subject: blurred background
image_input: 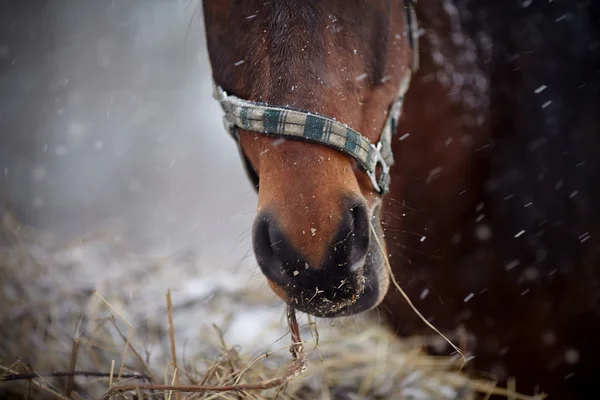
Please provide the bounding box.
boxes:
[5,1,597,399]
[0,0,292,370]
[1,0,257,258]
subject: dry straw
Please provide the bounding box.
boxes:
[0,214,546,399]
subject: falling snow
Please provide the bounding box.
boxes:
[420,1,491,124]
[1,2,598,398]
[564,349,580,365]
[355,72,368,82]
[505,259,520,271]
[475,225,492,241]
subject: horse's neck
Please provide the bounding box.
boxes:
[415,0,490,123]
[381,0,497,339]
[389,0,490,236]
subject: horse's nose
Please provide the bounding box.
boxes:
[252,198,371,288]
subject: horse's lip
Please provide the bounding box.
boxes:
[262,213,386,318]
[289,250,382,318]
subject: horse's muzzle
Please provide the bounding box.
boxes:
[252,197,385,317]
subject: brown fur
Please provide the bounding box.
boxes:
[204,0,410,267]
[203,0,600,398]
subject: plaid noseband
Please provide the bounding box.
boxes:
[212,0,418,195]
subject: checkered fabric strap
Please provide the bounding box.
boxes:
[213,73,411,194]
[212,0,418,195]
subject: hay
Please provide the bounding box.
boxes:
[0,214,544,399]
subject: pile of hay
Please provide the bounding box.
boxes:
[0,214,541,399]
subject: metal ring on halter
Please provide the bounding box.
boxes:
[367,142,391,195]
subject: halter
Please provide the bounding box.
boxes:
[212,1,419,195]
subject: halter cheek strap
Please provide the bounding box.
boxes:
[212,0,418,195]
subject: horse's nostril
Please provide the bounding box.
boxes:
[350,202,371,264]
[253,216,277,267]
[332,200,371,272]
[254,198,371,288]
[351,202,370,239]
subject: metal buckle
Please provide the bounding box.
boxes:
[213,84,226,101]
[214,85,238,140]
[367,142,391,194]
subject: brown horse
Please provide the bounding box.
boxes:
[203,0,600,398]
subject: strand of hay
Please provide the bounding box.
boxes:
[370,223,468,364]
[99,305,307,399]
[369,223,546,400]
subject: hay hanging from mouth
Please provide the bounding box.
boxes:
[0,214,545,400]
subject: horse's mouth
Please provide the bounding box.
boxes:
[264,216,389,318]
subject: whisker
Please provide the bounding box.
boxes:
[381,211,405,222]
[383,227,428,238]
[383,196,418,212]
[387,241,442,260]
[228,227,253,254]
[231,247,256,271]
[388,248,414,264]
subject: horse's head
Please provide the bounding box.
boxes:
[203,0,415,317]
